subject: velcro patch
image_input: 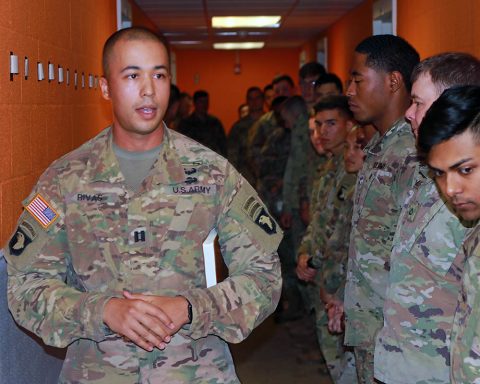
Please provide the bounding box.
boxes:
[165,184,216,196]
[242,196,277,235]
[8,220,37,256]
[24,194,58,229]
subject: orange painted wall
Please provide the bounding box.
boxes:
[322,0,373,85]
[0,0,118,245]
[175,48,301,131]
[397,0,480,58]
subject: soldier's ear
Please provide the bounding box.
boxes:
[346,120,354,131]
[99,77,111,100]
[389,71,403,93]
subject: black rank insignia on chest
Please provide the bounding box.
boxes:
[129,227,147,245]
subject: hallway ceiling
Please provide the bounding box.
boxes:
[134,0,363,49]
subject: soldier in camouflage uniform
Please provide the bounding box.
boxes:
[417,86,480,384]
[295,96,356,383]
[227,86,264,185]
[343,35,420,383]
[5,27,282,384]
[374,53,480,384]
[320,125,374,384]
[324,125,375,335]
[246,95,287,190]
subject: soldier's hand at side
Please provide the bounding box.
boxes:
[123,292,190,334]
[103,297,176,352]
[326,300,344,334]
[296,253,316,282]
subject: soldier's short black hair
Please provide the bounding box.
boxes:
[193,90,209,102]
[246,86,263,97]
[314,73,343,93]
[281,95,308,117]
[355,34,419,91]
[271,96,288,110]
[264,84,273,92]
[299,61,326,79]
[411,52,480,94]
[272,75,295,88]
[313,95,353,120]
[418,85,480,154]
[102,26,169,78]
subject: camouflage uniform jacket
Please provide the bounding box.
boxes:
[320,176,356,298]
[282,114,317,213]
[177,113,227,156]
[6,127,282,383]
[227,115,257,185]
[450,224,480,384]
[297,153,354,265]
[375,166,468,384]
[256,125,291,217]
[344,119,419,347]
[247,111,278,186]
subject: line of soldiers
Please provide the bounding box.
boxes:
[294,35,480,384]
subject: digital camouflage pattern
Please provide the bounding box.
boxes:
[310,165,358,384]
[320,180,355,299]
[256,124,291,217]
[227,115,258,185]
[177,113,227,156]
[6,127,282,383]
[344,119,419,349]
[297,153,353,267]
[282,114,319,215]
[247,111,279,189]
[375,166,469,384]
[450,224,480,384]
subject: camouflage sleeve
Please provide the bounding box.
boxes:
[322,196,354,299]
[393,151,420,207]
[181,163,283,343]
[282,121,309,212]
[5,168,114,348]
[227,123,242,169]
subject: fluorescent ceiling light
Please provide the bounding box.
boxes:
[216,31,238,36]
[170,41,203,45]
[213,42,265,50]
[212,16,281,28]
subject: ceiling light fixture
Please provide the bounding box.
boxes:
[213,42,265,50]
[170,41,203,45]
[212,16,281,28]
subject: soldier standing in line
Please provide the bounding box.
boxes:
[374,53,480,384]
[177,89,227,156]
[295,96,356,382]
[227,86,265,185]
[417,85,480,384]
[321,124,374,383]
[5,27,282,383]
[343,34,420,383]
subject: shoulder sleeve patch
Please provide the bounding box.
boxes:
[4,210,51,271]
[24,193,59,229]
[229,181,283,253]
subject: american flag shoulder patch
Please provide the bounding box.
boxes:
[24,194,59,229]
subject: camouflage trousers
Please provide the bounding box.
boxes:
[353,345,376,384]
[58,334,240,384]
[315,311,358,384]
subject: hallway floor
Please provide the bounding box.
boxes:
[230,314,333,384]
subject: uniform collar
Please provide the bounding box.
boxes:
[365,119,411,157]
[88,126,186,185]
